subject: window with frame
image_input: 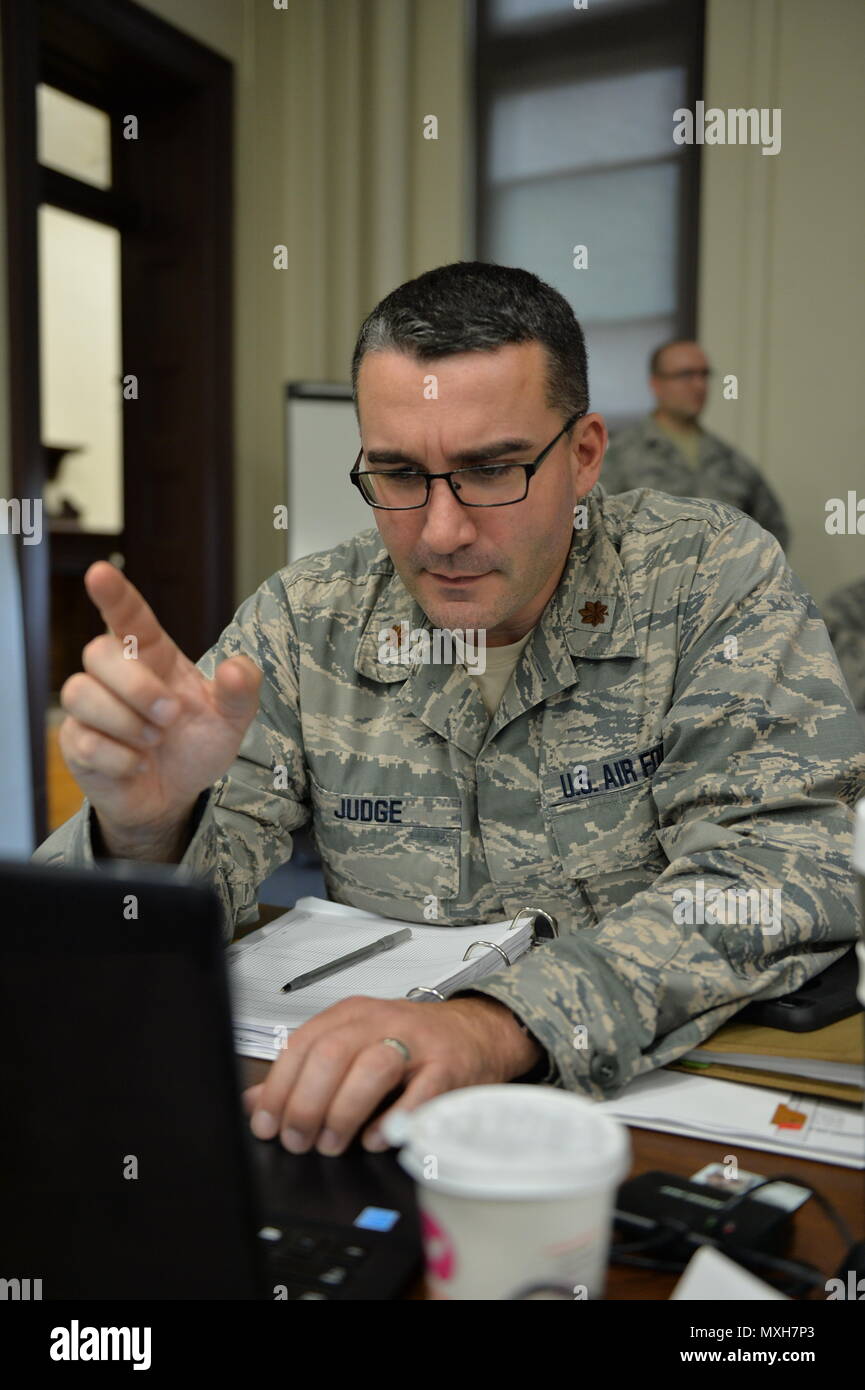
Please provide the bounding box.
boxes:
[475,0,705,427]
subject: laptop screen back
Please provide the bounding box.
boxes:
[0,861,266,1299]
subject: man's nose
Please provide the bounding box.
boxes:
[419,473,480,550]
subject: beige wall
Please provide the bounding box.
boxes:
[698,0,865,605]
[139,0,470,607]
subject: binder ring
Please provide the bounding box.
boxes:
[404,909,558,1001]
[508,906,559,941]
[462,940,512,966]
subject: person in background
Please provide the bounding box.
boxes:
[822,578,865,724]
[602,340,789,549]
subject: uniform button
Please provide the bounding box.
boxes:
[589,1053,619,1084]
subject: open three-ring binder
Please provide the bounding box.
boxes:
[404,906,559,1000]
[227,896,559,1061]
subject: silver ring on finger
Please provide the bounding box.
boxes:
[380,1037,411,1065]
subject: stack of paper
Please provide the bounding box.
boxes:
[671,1013,864,1104]
[226,896,534,1061]
[595,1070,864,1168]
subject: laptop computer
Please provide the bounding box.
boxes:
[0,860,423,1300]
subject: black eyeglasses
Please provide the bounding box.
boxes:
[350,411,585,510]
[654,368,713,381]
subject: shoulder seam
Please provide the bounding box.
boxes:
[611,498,747,541]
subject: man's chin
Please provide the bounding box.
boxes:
[420,601,495,632]
[415,572,500,625]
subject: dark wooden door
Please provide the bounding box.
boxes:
[2,0,235,842]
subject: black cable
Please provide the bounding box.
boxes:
[613,1223,692,1256]
[715,1173,855,1250]
[612,1216,824,1293]
[611,1173,853,1295]
[613,1222,824,1294]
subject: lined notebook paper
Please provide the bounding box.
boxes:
[227,896,534,1060]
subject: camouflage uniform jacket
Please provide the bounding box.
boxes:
[603,415,790,550]
[34,487,865,1100]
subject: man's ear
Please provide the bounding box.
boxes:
[573,414,606,493]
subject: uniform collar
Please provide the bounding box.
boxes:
[354,486,637,754]
[642,412,715,461]
[554,483,638,663]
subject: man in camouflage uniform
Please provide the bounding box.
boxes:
[603,340,790,549]
[35,263,864,1159]
[822,577,865,714]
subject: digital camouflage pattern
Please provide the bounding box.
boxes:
[602,415,790,550]
[35,486,865,1100]
[821,577,865,712]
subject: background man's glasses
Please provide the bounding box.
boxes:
[655,368,713,381]
[350,411,584,510]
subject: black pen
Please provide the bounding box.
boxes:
[280,927,413,992]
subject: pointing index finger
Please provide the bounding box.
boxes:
[84,561,180,678]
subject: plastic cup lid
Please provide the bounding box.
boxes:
[380,1084,630,1198]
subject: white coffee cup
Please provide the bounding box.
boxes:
[380,1084,630,1300]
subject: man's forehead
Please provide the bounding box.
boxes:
[658,341,707,370]
[357,340,549,412]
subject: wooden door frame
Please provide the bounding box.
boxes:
[1,0,235,846]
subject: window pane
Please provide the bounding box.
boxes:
[489,0,655,30]
[38,206,123,533]
[37,84,112,190]
[586,315,676,422]
[490,67,686,181]
[487,161,680,322]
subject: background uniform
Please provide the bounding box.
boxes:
[35,487,865,1099]
[822,577,865,714]
[603,416,790,550]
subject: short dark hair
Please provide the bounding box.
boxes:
[649,338,694,376]
[351,261,589,423]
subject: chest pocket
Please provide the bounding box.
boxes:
[542,775,665,881]
[309,772,462,917]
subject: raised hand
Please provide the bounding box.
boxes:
[59,561,262,856]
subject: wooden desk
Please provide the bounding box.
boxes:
[239,904,864,1300]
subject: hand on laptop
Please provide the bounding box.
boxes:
[242,994,543,1156]
[59,561,262,861]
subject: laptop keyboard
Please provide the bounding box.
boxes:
[258,1222,372,1299]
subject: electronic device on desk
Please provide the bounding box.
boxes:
[612,1166,865,1298]
[0,861,422,1300]
[615,1171,794,1265]
[738,947,862,1031]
